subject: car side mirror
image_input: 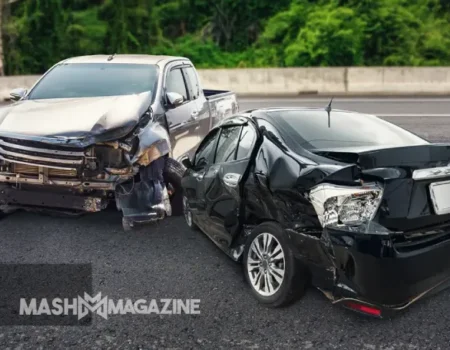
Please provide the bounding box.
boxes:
[10,88,27,101]
[166,92,184,108]
[181,155,193,169]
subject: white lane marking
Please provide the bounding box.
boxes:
[239,98,450,103]
[377,114,450,117]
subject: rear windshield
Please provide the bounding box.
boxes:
[268,110,428,150]
[28,63,159,99]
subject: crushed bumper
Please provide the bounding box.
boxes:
[289,223,450,317]
[0,185,108,212]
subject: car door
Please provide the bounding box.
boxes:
[182,128,220,215]
[164,66,200,161]
[195,122,258,247]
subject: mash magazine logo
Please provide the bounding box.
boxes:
[19,293,201,320]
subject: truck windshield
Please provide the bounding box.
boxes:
[28,63,159,99]
[269,110,428,150]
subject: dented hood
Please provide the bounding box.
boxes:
[0,92,152,142]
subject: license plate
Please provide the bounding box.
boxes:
[429,180,450,215]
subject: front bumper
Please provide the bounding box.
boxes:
[290,223,450,317]
[0,184,109,213]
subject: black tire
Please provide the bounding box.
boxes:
[183,196,198,231]
[243,221,308,308]
[163,158,185,216]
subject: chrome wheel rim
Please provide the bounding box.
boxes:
[247,232,285,297]
[183,196,193,227]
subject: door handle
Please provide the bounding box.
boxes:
[223,173,241,188]
[190,110,199,120]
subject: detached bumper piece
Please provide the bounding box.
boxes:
[115,158,171,230]
[0,186,107,213]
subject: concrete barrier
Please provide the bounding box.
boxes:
[347,67,450,95]
[3,67,450,99]
[198,68,347,96]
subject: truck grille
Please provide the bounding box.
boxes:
[12,163,77,177]
[0,137,85,170]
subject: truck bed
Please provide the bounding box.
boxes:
[203,89,235,101]
[204,89,239,129]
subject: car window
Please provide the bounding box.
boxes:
[166,68,188,101]
[194,129,219,168]
[269,110,428,150]
[236,125,257,160]
[28,63,159,99]
[214,126,242,164]
[183,67,200,100]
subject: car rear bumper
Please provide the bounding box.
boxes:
[290,223,450,317]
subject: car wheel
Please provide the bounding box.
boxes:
[164,158,185,216]
[243,222,308,308]
[183,196,198,231]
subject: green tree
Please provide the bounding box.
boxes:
[285,5,365,66]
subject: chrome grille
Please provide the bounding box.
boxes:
[12,163,77,177]
[0,138,85,170]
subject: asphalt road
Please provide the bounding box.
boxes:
[1,97,450,349]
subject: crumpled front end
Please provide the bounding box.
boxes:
[0,116,174,222]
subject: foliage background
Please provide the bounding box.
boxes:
[3,0,450,74]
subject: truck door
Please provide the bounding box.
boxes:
[182,66,210,144]
[164,66,200,161]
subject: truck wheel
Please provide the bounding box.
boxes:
[243,222,309,308]
[164,158,186,216]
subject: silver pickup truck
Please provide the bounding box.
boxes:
[0,54,239,229]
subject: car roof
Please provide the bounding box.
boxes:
[238,107,375,122]
[243,106,368,115]
[60,54,189,65]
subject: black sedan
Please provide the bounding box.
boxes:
[180,106,450,317]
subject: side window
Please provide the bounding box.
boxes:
[194,129,219,168]
[166,68,188,101]
[183,67,200,100]
[236,125,257,160]
[214,126,242,164]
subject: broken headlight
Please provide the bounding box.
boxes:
[309,183,383,228]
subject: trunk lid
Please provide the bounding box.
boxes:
[313,144,450,232]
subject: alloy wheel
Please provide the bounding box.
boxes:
[247,232,286,297]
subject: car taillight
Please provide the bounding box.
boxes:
[309,183,383,228]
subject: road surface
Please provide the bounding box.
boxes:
[0,97,449,349]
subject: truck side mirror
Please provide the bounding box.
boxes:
[181,155,192,169]
[166,92,184,108]
[10,88,27,101]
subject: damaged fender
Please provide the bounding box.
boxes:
[114,110,173,224]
